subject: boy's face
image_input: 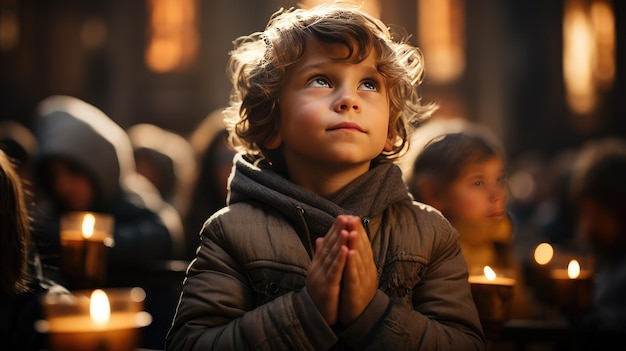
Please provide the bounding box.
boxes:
[46,159,95,211]
[578,199,624,258]
[439,155,507,225]
[274,38,390,179]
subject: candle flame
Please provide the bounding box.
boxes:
[82,213,96,239]
[568,260,581,279]
[90,289,110,325]
[534,242,554,265]
[483,266,496,281]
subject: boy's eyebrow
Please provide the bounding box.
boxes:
[294,61,327,75]
[295,61,382,77]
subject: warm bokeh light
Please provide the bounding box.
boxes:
[590,0,615,87]
[563,0,615,117]
[82,213,96,239]
[508,171,536,202]
[534,243,554,265]
[300,0,381,18]
[80,17,108,51]
[567,259,581,279]
[90,289,111,325]
[563,0,595,115]
[0,10,19,51]
[483,266,496,281]
[418,0,465,84]
[145,0,199,73]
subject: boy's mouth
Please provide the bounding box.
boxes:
[327,122,364,132]
[487,211,506,219]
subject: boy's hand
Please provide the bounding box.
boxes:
[339,216,377,325]
[306,216,349,326]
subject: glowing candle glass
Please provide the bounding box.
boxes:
[60,212,115,289]
[468,266,516,328]
[549,258,594,322]
[36,288,152,351]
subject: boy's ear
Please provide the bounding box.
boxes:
[264,134,282,150]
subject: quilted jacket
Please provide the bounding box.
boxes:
[166,153,485,350]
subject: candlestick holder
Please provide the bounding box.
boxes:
[59,212,115,289]
[36,287,152,351]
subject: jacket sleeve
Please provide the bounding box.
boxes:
[336,209,485,351]
[165,213,339,351]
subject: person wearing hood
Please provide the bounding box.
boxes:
[183,107,236,259]
[127,123,197,223]
[30,95,184,286]
[166,4,484,350]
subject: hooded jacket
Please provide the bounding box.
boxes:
[166,153,485,350]
[32,95,180,275]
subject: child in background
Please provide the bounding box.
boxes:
[0,148,32,301]
[32,95,186,349]
[406,123,535,319]
[570,137,626,332]
[127,123,197,223]
[0,149,68,351]
[184,108,236,259]
[167,4,484,350]
[31,95,182,275]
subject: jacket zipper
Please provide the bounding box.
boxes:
[295,206,315,260]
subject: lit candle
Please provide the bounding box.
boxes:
[59,212,115,288]
[36,288,152,351]
[468,266,516,326]
[549,259,594,320]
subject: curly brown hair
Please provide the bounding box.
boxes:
[224,3,436,165]
[0,149,31,294]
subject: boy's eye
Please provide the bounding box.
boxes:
[471,180,484,187]
[359,80,378,91]
[497,176,508,186]
[308,77,331,88]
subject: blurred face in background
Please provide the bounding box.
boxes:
[578,199,625,261]
[440,155,508,224]
[45,158,94,211]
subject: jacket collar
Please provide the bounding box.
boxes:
[228,153,411,239]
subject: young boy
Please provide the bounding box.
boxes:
[166,4,484,350]
[406,122,537,320]
[570,137,626,332]
[407,124,511,271]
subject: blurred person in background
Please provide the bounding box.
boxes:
[0,149,68,351]
[30,95,185,349]
[127,123,197,225]
[570,137,626,333]
[406,121,537,320]
[184,107,236,259]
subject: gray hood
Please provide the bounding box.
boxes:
[34,95,135,208]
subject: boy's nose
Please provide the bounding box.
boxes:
[489,186,506,203]
[334,93,361,113]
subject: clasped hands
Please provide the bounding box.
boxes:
[307,215,378,327]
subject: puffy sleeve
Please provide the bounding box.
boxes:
[165,206,338,351]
